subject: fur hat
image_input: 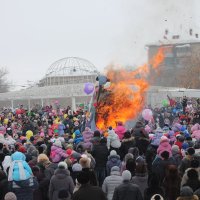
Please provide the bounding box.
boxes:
[54,139,62,148]
[110,150,117,156]
[79,157,90,168]
[58,161,68,169]
[4,192,17,200]
[37,153,49,163]
[122,170,131,181]
[72,163,82,172]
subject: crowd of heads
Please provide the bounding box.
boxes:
[0,97,200,200]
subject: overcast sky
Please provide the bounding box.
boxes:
[0,0,199,90]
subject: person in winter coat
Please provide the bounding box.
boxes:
[152,151,176,183]
[90,130,101,146]
[73,130,83,145]
[79,157,98,186]
[172,145,182,167]
[82,127,93,150]
[37,154,58,180]
[0,170,8,200]
[120,153,134,174]
[144,173,165,200]
[8,152,38,200]
[107,128,121,152]
[112,170,143,200]
[176,186,199,200]
[72,171,106,200]
[49,162,74,200]
[162,165,181,200]
[102,166,122,200]
[183,169,200,192]
[106,150,121,176]
[115,122,126,141]
[119,131,136,159]
[50,140,68,163]
[92,137,109,187]
[181,159,200,187]
[157,136,172,158]
[131,162,148,198]
[179,147,196,176]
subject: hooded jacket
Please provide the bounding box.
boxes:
[82,128,93,149]
[73,130,83,145]
[102,168,123,200]
[49,168,74,200]
[50,144,68,163]
[157,140,172,158]
[115,125,126,141]
[106,155,122,175]
[107,130,121,150]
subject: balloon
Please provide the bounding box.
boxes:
[173,108,177,114]
[142,109,153,121]
[84,82,94,95]
[54,100,59,105]
[162,99,169,107]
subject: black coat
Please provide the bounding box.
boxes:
[119,137,136,160]
[112,181,143,200]
[92,143,109,168]
[0,175,8,200]
[82,168,98,186]
[72,184,106,200]
[144,186,164,200]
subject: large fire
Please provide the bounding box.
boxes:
[96,48,165,130]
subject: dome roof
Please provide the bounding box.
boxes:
[46,57,98,77]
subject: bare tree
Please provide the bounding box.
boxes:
[0,68,10,93]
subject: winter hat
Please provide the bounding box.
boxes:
[4,192,17,200]
[58,161,68,169]
[77,171,90,184]
[71,152,81,161]
[182,142,189,150]
[172,145,179,154]
[150,194,164,200]
[187,147,195,156]
[111,166,120,172]
[66,148,73,156]
[191,159,200,168]
[79,157,90,168]
[37,153,49,163]
[160,136,169,143]
[72,163,82,172]
[18,146,26,153]
[54,139,62,148]
[124,153,134,163]
[122,170,132,181]
[180,186,193,197]
[110,150,117,156]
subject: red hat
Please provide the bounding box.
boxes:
[18,146,26,153]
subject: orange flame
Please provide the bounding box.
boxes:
[96,48,165,130]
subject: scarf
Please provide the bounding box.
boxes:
[8,160,27,181]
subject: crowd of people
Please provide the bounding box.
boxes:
[0,97,200,200]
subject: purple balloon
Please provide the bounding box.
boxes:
[84,82,94,95]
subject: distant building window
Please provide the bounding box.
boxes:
[175,44,191,57]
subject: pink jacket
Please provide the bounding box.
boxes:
[115,125,126,140]
[157,141,172,158]
[82,128,93,149]
[192,130,200,140]
[50,145,68,163]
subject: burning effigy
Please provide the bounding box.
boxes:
[90,48,165,131]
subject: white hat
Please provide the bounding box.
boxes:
[58,161,68,169]
[110,150,117,156]
[122,170,131,181]
[72,163,82,172]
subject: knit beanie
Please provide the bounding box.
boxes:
[172,145,179,154]
[110,150,117,156]
[180,186,193,197]
[122,170,131,181]
[4,192,17,200]
[58,161,68,169]
[187,147,195,156]
[111,166,120,172]
[72,163,82,172]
